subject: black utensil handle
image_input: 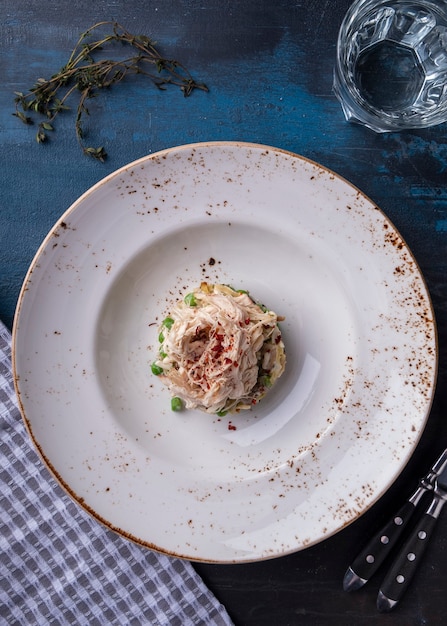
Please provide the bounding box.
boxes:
[344,500,416,590]
[377,513,438,612]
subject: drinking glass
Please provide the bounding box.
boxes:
[333,0,447,131]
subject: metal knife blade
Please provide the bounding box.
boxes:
[377,460,447,612]
[343,447,447,592]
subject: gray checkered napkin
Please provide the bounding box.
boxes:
[0,320,233,626]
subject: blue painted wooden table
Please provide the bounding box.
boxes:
[2,1,447,623]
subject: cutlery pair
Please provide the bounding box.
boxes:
[344,448,447,612]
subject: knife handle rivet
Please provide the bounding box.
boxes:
[407,552,416,561]
[418,530,427,540]
[394,516,403,526]
[396,575,405,584]
[366,554,375,563]
[380,535,389,544]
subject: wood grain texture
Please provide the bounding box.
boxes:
[2,1,447,624]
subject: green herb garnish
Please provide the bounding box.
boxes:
[13,21,208,161]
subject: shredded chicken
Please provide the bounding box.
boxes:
[153,283,286,414]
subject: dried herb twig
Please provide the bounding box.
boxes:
[13,21,208,161]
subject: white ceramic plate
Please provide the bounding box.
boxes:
[13,142,437,563]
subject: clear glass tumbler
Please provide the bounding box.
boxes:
[333,0,447,131]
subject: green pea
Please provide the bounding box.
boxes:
[216,410,228,417]
[162,316,174,329]
[158,332,164,343]
[151,362,164,375]
[159,351,167,359]
[171,396,183,412]
[184,293,197,306]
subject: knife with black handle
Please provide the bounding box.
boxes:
[343,448,447,592]
[377,462,447,612]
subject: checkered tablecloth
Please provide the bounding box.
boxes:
[0,320,233,626]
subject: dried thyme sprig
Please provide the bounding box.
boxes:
[13,21,208,161]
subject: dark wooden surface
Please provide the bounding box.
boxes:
[2,1,447,624]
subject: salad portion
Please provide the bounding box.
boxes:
[152,282,286,414]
